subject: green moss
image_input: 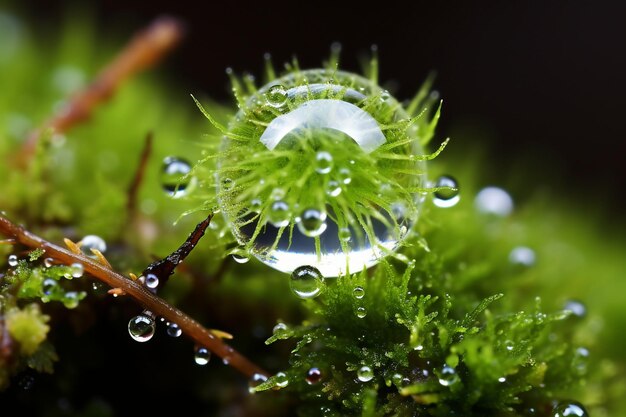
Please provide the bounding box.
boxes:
[6,303,49,356]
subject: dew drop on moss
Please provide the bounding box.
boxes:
[230,247,250,264]
[509,246,536,267]
[80,234,107,255]
[63,291,80,308]
[66,263,83,278]
[43,257,54,268]
[42,278,58,296]
[268,200,291,227]
[306,367,322,385]
[166,322,182,337]
[357,366,374,382]
[272,322,288,335]
[265,84,288,107]
[338,227,351,242]
[564,299,586,318]
[552,401,589,417]
[326,180,342,197]
[161,156,195,198]
[248,372,268,393]
[297,208,328,237]
[128,314,155,342]
[353,286,365,299]
[315,151,333,174]
[275,372,289,388]
[144,273,159,289]
[433,175,460,208]
[290,265,325,299]
[7,254,17,267]
[438,365,460,386]
[338,168,352,185]
[474,186,513,217]
[356,306,367,318]
[194,346,211,365]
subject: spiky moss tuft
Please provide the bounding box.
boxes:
[192,55,446,276]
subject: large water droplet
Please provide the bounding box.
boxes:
[272,322,288,335]
[338,168,352,185]
[433,175,460,208]
[65,263,83,278]
[268,200,290,227]
[194,346,211,365]
[275,372,289,388]
[297,208,327,237]
[7,254,18,267]
[326,180,342,197]
[438,365,460,386]
[552,401,589,417]
[80,234,107,255]
[230,247,250,264]
[128,314,156,342]
[353,286,365,299]
[356,307,367,318]
[43,257,54,268]
[306,367,322,385]
[162,157,195,198]
[357,366,374,382]
[509,246,536,267]
[315,151,333,174]
[290,266,325,299]
[144,273,159,289]
[474,186,513,217]
[266,84,288,107]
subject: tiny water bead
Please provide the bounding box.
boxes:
[552,401,589,417]
[432,175,460,208]
[64,263,84,279]
[297,208,328,237]
[194,347,211,365]
[128,314,156,342]
[79,234,107,255]
[275,372,289,388]
[215,69,429,277]
[474,186,514,217]
[7,254,18,267]
[144,273,159,289]
[161,156,195,198]
[357,366,374,382]
[438,365,460,386]
[306,367,322,385]
[353,286,365,299]
[356,307,367,318]
[166,322,182,337]
[272,322,288,335]
[289,265,325,299]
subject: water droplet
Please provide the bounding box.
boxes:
[230,247,250,264]
[221,177,234,191]
[270,188,285,200]
[80,235,107,255]
[433,175,460,208]
[275,371,289,388]
[42,278,58,296]
[509,246,536,267]
[438,365,459,386]
[248,372,268,393]
[353,286,365,299]
[144,273,159,289]
[7,254,17,267]
[162,156,195,198]
[43,257,54,268]
[325,180,342,197]
[272,322,288,335]
[498,377,507,383]
[356,307,367,318]
[297,208,327,237]
[266,84,288,107]
[357,366,374,382]
[338,227,351,242]
[63,291,80,309]
[290,265,325,299]
[474,186,513,217]
[128,314,156,342]
[194,346,211,365]
[564,300,586,318]
[306,367,322,385]
[268,200,290,227]
[338,168,352,185]
[250,198,263,212]
[315,151,333,174]
[70,263,83,278]
[552,401,588,417]
[166,322,182,337]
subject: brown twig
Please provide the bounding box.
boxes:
[0,214,268,379]
[18,16,185,167]
[126,132,154,219]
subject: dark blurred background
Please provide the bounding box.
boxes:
[12,0,626,215]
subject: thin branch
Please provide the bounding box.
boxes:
[126,132,154,219]
[18,16,185,167]
[0,214,268,379]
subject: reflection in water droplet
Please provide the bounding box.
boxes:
[42,278,58,296]
[80,235,107,255]
[353,286,365,299]
[357,366,374,382]
[69,263,84,278]
[297,208,328,237]
[552,401,589,417]
[315,151,333,174]
[326,180,342,197]
[44,257,54,268]
[433,175,460,208]
[161,157,196,198]
[7,254,17,267]
[272,322,288,335]
[167,322,182,337]
[564,300,586,318]
[509,246,536,267]
[474,186,513,217]
[230,247,250,264]
[438,365,459,386]
[268,200,290,227]
[144,273,159,289]
[128,314,156,342]
[356,307,367,318]
[338,168,352,185]
[275,372,289,388]
[248,372,268,393]
[194,346,211,365]
[306,367,322,385]
[290,266,325,299]
[266,84,288,107]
